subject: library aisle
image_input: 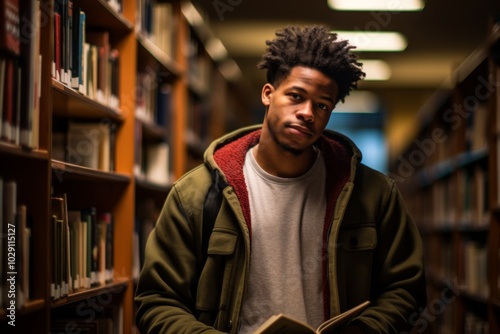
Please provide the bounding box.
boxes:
[1,0,500,333]
[390,22,500,333]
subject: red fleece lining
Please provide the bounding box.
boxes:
[213,130,262,239]
[317,134,352,319]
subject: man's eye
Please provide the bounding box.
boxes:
[291,93,302,100]
[318,104,330,111]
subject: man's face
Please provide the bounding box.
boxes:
[261,66,339,155]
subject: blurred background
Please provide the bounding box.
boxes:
[185,0,500,173]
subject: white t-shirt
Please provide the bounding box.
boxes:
[238,147,327,333]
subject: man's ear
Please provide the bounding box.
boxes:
[261,83,274,107]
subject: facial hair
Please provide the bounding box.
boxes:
[268,122,304,156]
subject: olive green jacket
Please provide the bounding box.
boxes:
[135,125,426,333]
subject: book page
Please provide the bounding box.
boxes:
[254,300,370,334]
[253,314,316,334]
[317,300,371,334]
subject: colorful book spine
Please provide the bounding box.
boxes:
[0,0,20,55]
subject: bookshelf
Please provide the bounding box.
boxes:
[0,0,246,333]
[390,22,500,333]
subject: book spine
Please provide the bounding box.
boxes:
[0,57,5,140]
[67,210,81,290]
[78,11,86,91]
[13,61,21,145]
[104,212,114,283]
[51,215,58,299]
[109,49,120,109]
[16,204,26,308]
[19,0,38,149]
[2,57,15,142]
[70,5,81,88]
[54,12,61,80]
[81,208,97,287]
[0,0,20,55]
[67,0,73,86]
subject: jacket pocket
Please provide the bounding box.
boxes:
[336,225,376,306]
[338,225,377,251]
[207,229,238,255]
[197,229,238,313]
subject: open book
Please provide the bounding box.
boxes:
[253,300,370,334]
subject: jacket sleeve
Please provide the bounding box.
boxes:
[134,183,226,334]
[354,180,427,333]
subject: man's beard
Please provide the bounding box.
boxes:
[268,124,304,156]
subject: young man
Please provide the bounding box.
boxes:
[135,25,426,333]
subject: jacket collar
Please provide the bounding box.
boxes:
[205,124,362,182]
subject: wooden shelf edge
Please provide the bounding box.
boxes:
[137,117,169,141]
[0,142,49,160]
[51,160,131,183]
[456,223,490,233]
[418,224,455,235]
[51,79,125,122]
[73,0,133,34]
[137,33,183,76]
[136,178,173,194]
[409,147,488,188]
[51,277,129,308]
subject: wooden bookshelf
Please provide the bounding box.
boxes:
[0,0,249,333]
[391,22,500,333]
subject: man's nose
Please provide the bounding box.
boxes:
[297,101,314,122]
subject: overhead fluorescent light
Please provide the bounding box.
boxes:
[361,60,392,80]
[335,31,407,51]
[205,37,228,61]
[181,1,204,27]
[328,0,425,11]
[219,59,242,81]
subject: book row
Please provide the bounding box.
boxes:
[0,0,41,149]
[132,197,160,281]
[136,0,177,59]
[53,0,120,110]
[409,163,489,230]
[0,177,31,310]
[461,239,489,298]
[51,303,123,334]
[427,236,490,298]
[52,120,117,172]
[135,72,172,127]
[438,309,490,334]
[50,194,115,300]
[134,120,171,186]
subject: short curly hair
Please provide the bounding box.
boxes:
[257,25,365,103]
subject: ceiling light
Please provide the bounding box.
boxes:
[219,59,242,82]
[335,31,407,51]
[328,0,425,11]
[361,60,392,80]
[181,1,204,27]
[205,37,228,61]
